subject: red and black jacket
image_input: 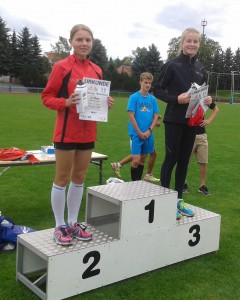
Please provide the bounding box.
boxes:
[42,53,102,143]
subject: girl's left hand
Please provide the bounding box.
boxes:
[107,96,114,109]
[203,96,212,106]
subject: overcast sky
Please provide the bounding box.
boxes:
[0,0,239,60]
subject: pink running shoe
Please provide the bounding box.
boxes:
[67,223,92,241]
[53,226,73,246]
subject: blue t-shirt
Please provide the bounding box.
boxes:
[127,91,159,135]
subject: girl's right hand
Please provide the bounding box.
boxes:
[178,93,191,104]
[66,92,80,107]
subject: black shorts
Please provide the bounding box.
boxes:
[54,142,95,151]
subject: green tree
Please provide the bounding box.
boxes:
[233,48,240,71]
[208,49,225,94]
[224,47,234,73]
[222,47,234,90]
[167,37,180,60]
[212,49,225,74]
[19,64,40,87]
[51,36,71,59]
[90,38,108,74]
[131,44,163,84]
[16,27,47,86]
[104,58,119,89]
[9,30,19,80]
[0,17,11,76]
[131,46,148,77]
[31,35,44,73]
[198,36,222,72]
[146,44,163,82]
[113,57,123,68]
[15,27,33,76]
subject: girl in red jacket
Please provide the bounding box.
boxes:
[42,24,114,246]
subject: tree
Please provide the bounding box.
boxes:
[224,47,234,73]
[131,45,163,83]
[104,58,119,89]
[90,38,108,74]
[15,27,33,76]
[233,48,240,71]
[9,30,19,80]
[146,44,163,82]
[113,57,123,68]
[222,47,234,90]
[16,27,47,86]
[0,17,11,76]
[31,35,44,72]
[19,64,40,87]
[208,48,225,94]
[51,36,71,59]
[212,48,224,74]
[167,37,180,60]
[198,36,222,72]
[131,46,148,78]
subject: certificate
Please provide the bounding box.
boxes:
[185,83,209,118]
[79,78,111,122]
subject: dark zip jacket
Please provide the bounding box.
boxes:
[153,53,206,125]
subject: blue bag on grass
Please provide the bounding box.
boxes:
[0,213,35,250]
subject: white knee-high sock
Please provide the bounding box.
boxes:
[67,182,84,225]
[51,183,66,228]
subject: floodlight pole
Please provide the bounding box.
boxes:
[201,18,207,37]
[230,71,234,104]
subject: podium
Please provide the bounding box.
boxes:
[16,181,221,300]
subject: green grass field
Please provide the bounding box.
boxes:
[0,93,240,300]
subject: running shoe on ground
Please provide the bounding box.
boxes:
[144,174,160,183]
[67,223,92,241]
[177,199,194,217]
[176,210,182,220]
[111,162,121,178]
[53,226,73,246]
[198,185,211,196]
[183,182,189,193]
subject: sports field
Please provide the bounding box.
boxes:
[0,93,240,299]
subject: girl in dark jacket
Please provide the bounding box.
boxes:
[154,28,212,220]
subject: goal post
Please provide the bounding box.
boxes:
[207,71,240,104]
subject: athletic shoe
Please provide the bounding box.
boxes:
[144,174,160,183]
[176,210,182,220]
[53,226,73,246]
[198,185,211,196]
[183,182,189,193]
[177,199,194,217]
[67,223,92,241]
[111,162,121,178]
[0,242,15,251]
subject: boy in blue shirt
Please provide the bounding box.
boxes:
[127,72,160,181]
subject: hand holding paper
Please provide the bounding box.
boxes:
[185,83,209,118]
[79,78,111,122]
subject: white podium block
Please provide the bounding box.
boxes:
[16,181,221,300]
[86,181,178,238]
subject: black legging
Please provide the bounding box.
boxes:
[161,123,196,198]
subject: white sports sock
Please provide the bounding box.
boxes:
[67,182,84,225]
[51,183,66,228]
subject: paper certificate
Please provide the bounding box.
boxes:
[185,83,209,118]
[79,78,111,122]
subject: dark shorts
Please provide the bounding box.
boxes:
[54,142,95,151]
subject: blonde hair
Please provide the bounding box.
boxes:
[70,24,93,40]
[177,28,201,56]
[140,72,153,82]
